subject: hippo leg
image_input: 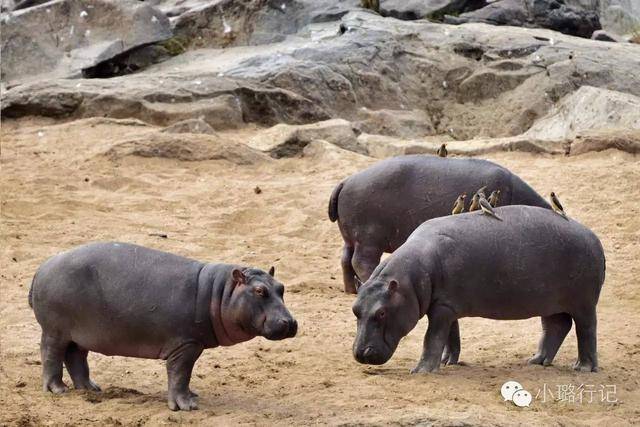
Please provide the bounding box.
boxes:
[351,244,383,284]
[528,313,572,367]
[341,244,357,294]
[41,332,70,394]
[411,305,456,374]
[166,343,204,411]
[441,320,461,365]
[64,342,101,391]
[572,309,598,372]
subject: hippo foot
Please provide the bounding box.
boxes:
[528,354,553,367]
[411,360,440,374]
[75,380,101,392]
[441,352,459,366]
[344,284,357,295]
[168,391,198,411]
[45,380,69,394]
[573,360,598,373]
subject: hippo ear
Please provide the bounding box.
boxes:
[388,280,398,293]
[232,269,246,286]
[354,275,363,292]
[268,266,275,277]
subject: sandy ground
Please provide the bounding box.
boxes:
[1,118,639,426]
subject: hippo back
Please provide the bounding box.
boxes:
[334,155,550,251]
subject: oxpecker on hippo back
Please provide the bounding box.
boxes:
[29,242,297,411]
[352,206,605,373]
[328,155,551,294]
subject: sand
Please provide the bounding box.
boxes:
[1,118,639,426]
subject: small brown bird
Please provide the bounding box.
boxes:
[550,192,568,219]
[451,194,466,214]
[479,197,502,220]
[475,185,488,200]
[437,143,448,158]
[488,190,500,207]
[469,193,480,212]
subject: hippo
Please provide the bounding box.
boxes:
[29,242,297,411]
[352,206,605,373]
[329,155,551,294]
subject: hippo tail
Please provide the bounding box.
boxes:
[328,181,344,222]
[28,277,34,309]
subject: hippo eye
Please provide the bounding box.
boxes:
[254,286,268,297]
[376,309,386,320]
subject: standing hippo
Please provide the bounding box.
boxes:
[29,242,297,411]
[352,206,605,373]
[329,155,550,294]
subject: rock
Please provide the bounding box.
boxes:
[0,0,172,85]
[3,11,640,142]
[302,139,369,162]
[380,0,487,20]
[161,118,217,135]
[446,0,601,38]
[354,108,436,138]
[247,119,362,158]
[357,133,565,157]
[565,0,640,36]
[524,86,640,140]
[591,29,625,42]
[570,129,640,155]
[103,133,268,164]
[1,74,329,128]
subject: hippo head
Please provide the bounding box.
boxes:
[352,277,421,365]
[217,266,297,345]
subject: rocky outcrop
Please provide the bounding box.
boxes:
[247,119,362,157]
[524,86,640,140]
[0,0,172,84]
[2,6,640,148]
[445,0,601,38]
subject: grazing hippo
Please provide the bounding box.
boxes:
[352,206,605,373]
[329,155,551,294]
[29,242,297,411]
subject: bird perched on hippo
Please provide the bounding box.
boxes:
[351,206,605,374]
[328,155,550,294]
[29,242,297,411]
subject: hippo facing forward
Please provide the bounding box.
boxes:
[29,242,297,411]
[329,155,551,294]
[352,206,605,373]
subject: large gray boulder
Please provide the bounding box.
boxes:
[445,0,601,38]
[566,0,640,36]
[0,0,172,84]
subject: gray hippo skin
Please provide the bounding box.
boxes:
[29,242,297,411]
[329,155,550,294]
[352,206,605,374]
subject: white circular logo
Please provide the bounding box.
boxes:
[512,389,533,407]
[500,381,523,401]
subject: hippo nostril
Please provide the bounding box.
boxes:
[363,347,373,358]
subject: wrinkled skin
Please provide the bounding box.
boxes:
[352,206,605,374]
[331,155,551,364]
[29,242,297,411]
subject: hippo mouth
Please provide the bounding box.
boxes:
[354,344,392,365]
[263,318,298,340]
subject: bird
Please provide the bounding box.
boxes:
[488,190,500,207]
[475,185,488,200]
[550,192,568,219]
[479,197,502,220]
[469,193,480,212]
[437,143,448,158]
[451,194,466,214]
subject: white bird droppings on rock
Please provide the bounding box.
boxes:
[80,10,88,18]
